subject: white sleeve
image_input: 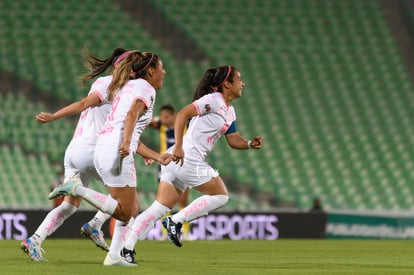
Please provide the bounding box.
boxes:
[133,87,154,108]
[88,78,106,102]
[192,93,219,115]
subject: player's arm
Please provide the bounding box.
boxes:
[119,99,147,158]
[225,131,263,150]
[136,141,172,165]
[35,91,102,124]
[173,103,198,165]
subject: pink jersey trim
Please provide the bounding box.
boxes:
[133,96,150,108]
[192,102,201,115]
[89,90,104,103]
[220,123,230,133]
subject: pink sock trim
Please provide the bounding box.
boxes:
[134,215,156,236]
[93,192,108,204]
[181,199,209,220]
[45,212,64,234]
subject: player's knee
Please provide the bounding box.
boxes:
[117,212,132,223]
[114,206,132,222]
[59,201,78,217]
[132,201,140,218]
[215,194,229,206]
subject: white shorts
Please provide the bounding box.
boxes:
[94,144,137,187]
[63,143,102,186]
[160,157,219,192]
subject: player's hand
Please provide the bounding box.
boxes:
[250,136,263,149]
[159,153,173,166]
[119,142,130,158]
[144,158,154,166]
[172,147,184,166]
[35,112,55,124]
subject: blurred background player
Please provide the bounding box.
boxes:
[150,104,190,240]
[309,197,324,213]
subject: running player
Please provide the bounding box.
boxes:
[49,51,168,266]
[21,47,130,262]
[150,104,191,240]
[121,65,262,262]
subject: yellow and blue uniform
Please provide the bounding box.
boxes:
[158,123,175,153]
[155,122,175,181]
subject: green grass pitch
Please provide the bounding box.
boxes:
[3,239,414,274]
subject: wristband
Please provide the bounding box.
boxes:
[247,140,252,149]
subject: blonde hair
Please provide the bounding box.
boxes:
[107,51,158,101]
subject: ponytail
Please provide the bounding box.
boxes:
[81,47,128,84]
[107,51,159,101]
[192,65,236,101]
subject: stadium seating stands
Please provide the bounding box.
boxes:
[0,0,413,211]
[154,0,414,211]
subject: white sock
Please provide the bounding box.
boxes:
[33,201,78,245]
[76,186,118,215]
[172,195,228,224]
[88,211,111,230]
[121,217,135,248]
[109,220,129,259]
[124,201,170,250]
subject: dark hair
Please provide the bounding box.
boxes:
[108,51,159,99]
[192,65,236,101]
[81,47,128,84]
[159,104,175,114]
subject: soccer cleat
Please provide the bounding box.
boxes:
[20,238,46,262]
[162,217,183,247]
[103,253,137,266]
[80,223,109,251]
[120,248,136,264]
[48,177,81,199]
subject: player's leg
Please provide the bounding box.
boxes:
[123,181,181,255]
[117,191,139,264]
[80,210,111,251]
[178,188,191,240]
[21,152,83,261]
[173,176,229,223]
[50,150,137,222]
[102,186,137,266]
[21,196,81,261]
[156,165,171,240]
[164,176,229,247]
[80,168,112,251]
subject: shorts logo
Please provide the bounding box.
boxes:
[196,163,219,178]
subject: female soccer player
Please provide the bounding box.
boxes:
[49,51,168,266]
[21,47,130,262]
[121,65,262,263]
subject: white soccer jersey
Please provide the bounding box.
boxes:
[97,78,156,152]
[183,92,236,161]
[71,75,112,146]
